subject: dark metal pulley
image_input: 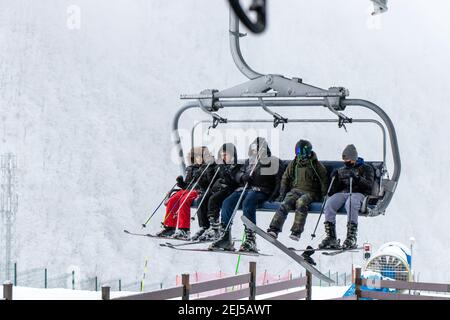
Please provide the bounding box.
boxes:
[228,0,266,34]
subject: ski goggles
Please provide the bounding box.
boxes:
[296,145,312,158]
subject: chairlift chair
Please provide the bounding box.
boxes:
[172,6,400,218]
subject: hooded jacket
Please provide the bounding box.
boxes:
[212,143,241,192]
[330,157,375,196]
[236,137,284,197]
[280,151,328,198]
[182,146,216,192]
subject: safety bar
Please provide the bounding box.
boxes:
[189,118,387,165]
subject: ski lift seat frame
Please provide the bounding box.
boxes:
[173,9,401,217]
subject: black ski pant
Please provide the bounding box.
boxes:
[196,192,211,229]
[206,188,235,224]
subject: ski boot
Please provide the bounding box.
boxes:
[199,220,221,241]
[155,226,176,238]
[267,210,288,239]
[318,222,341,249]
[289,208,307,241]
[301,246,317,266]
[191,227,207,241]
[172,228,190,240]
[342,222,358,250]
[239,228,258,253]
[266,229,279,239]
[208,224,235,251]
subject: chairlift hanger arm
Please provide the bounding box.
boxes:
[258,97,288,129]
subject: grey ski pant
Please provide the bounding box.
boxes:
[324,192,365,224]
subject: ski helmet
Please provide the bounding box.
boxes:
[295,140,312,159]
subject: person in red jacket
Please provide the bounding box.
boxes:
[156,146,215,240]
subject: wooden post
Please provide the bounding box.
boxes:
[3,281,13,300]
[102,286,110,300]
[14,263,17,286]
[182,274,190,300]
[249,261,256,300]
[354,267,362,300]
[306,271,312,300]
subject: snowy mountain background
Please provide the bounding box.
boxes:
[0,0,449,288]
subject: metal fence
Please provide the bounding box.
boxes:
[0,262,146,292]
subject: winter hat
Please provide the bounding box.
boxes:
[342,144,358,161]
[295,140,312,158]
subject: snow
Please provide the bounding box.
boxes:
[8,285,349,300]
[9,286,134,300]
[0,0,449,290]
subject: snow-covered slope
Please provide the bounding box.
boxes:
[8,285,350,300]
[1,0,449,286]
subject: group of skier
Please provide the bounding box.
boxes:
[155,137,375,254]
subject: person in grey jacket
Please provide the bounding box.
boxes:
[319,144,375,250]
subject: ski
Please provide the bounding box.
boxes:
[123,229,192,242]
[163,245,272,257]
[241,216,335,284]
[161,237,242,248]
[321,247,363,256]
[160,240,213,248]
[288,247,338,252]
[288,246,362,253]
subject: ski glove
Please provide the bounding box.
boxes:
[340,169,358,179]
[241,173,254,185]
[176,175,185,188]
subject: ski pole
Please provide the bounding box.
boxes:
[233,231,247,284]
[224,143,266,233]
[142,183,177,228]
[349,176,353,222]
[191,166,221,221]
[162,163,210,225]
[174,161,213,229]
[311,175,336,240]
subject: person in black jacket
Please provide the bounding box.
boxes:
[209,137,283,253]
[193,143,241,241]
[319,144,375,250]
